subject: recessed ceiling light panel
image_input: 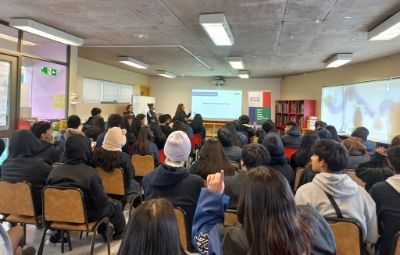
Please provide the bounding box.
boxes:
[238,70,250,79]
[200,13,234,46]
[118,57,149,69]
[226,57,244,69]
[325,53,353,68]
[9,18,84,46]
[157,70,177,78]
[368,11,400,41]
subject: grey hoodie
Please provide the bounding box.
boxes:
[295,172,378,244]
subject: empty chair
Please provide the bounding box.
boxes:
[38,186,112,255]
[326,217,363,255]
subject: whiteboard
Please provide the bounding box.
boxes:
[132,96,156,124]
[83,78,102,103]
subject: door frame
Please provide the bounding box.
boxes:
[0,54,18,138]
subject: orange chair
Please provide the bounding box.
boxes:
[159,149,166,164]
[190,134,202,149]
[284,147,299,161]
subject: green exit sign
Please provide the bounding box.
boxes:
[41,67,57,76]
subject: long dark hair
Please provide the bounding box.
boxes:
[238,167,312,255]
[325,125,341,142]
[191,139,236,179]
[132,114,146,137]
[176,103,184,113]
[224,122,244,148]
[118,198,183,255]
[191,114,204,134]
[132,127,153,155]
[92,147,121,172]
[299,132,320,155]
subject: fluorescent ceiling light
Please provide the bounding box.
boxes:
[238,70,249,79]
[157,70,177,78]
[200,13,234,46]
[368,11,400,41]
[9,18,84,46]
[119,57,149,69]
[226,57,244,69]
[0,33,37,46]
[325,53,353,68]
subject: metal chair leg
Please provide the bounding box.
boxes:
[106,218,111,255]
[61,229,65,253]
[37,227,48,255]
[67,231,72,251]
[22,223,26,246]
[90,229,97,255]
[79,231,83,239]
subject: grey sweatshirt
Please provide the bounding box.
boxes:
[295,172,379,244]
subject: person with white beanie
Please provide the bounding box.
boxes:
[93,127,139,199]
[142,130,204,247]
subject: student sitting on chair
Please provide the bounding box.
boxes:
[46,135,126,244]
[295,140,378,251]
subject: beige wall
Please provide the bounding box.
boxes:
[149,77,281,119]
[68,56,150,120]
[282,53,400,117]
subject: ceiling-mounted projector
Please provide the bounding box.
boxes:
[213,76,225,86]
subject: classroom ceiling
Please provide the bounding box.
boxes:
[1,0,400,78]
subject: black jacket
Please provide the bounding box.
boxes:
[370,180,400,255]
[35,140,60,165]
[281,127,303,148]
[46,135,109,221]
[142,164,203,230]
[1,130,52,215]
[356,153,393,191]
[173,111,191,123]
[160,124,172,138]
[224,170,246,209]
[347,150,369,169]
[223,146,242,164]
[147,110,157,124]
[191,123,206,141]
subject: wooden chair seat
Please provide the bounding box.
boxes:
[50,221,97,232]
[224,210,238,226]
[96,167,125,196]
[131,154,155,177]
[5,214,42,225]
[174,207,190,251]
[325,217,362,255]
[294,167,304,191]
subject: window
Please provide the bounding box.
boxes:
[0,60,11,130]
[22,32,67,63]
[83,77,134,104]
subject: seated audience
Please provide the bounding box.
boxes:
[0,225,36,255]
[159,114,172,138]
[56,115,83,159]
[317,128,333,139]
[352,126,375,156]
[315,120,327,130]
[262,133,294,185]
[190,138,236,179]
[262,119,278,134]
[325,125,342,142]
[238,115,255,142]
[253,128,266,144]
[224,122,245,148]
[343,137,369,169]
[172,120,193,138]
[132,127,159,165]
[118,198,184,255]
[82,107,105,140]
[190,113,206,142]
[224,143,271,209]
[96,114,131,154]
[131,114,146,137]
[31,121,60,165]
[370,145,400,255]
[217,127,242,164]
[281,121,303,148]
[356,135,400,191]
[47,135,125,243]
[295,140,378,248]
[93,127,139,198]
[142,131,203,237]
[1,130,52,215]
[149,122,167,150]
[290,131,319,170]
[192,168,336,255]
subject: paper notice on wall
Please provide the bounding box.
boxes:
[53,95,65,108]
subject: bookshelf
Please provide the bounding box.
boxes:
[275,100,316,131]
[203,121,227,137]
